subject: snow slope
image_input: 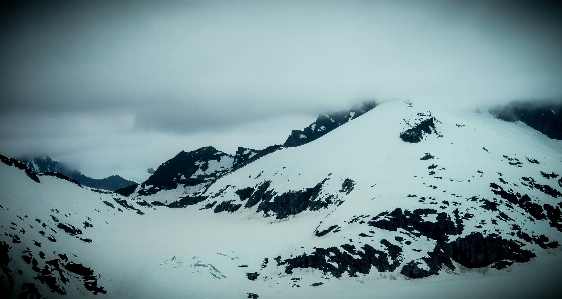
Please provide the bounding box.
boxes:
[1,100,562,298]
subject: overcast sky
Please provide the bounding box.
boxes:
[1,0,561,181]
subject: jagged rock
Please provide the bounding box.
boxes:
[400,118,439,143]
[279,240,402,278]
[0,154,40,183]
[284,101,377,147]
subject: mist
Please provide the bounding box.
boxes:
[1,0,561,179]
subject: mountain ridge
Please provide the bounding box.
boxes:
[18,156,136,191]
[1,99,562,299]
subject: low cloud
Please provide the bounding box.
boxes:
[1,0,561,178]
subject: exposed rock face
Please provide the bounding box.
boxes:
[284,101,377,147]
[0,154,40,183]
[139,147,232,195]
[166,178,342,219]
[137,145,285,196]
[232,146,282,171]
[114,183,139,196]
[0,241,14,297]
[279,241,403,278]
[447,232,535,269]
[255,179,331,219]
[368,208,464,242]
[490,100,562,140]
[400,117,440,143]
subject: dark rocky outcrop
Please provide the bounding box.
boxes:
[401,232,536,277]
[244,181,275,209]
[214,201,242,213]
[246,272,259,281]
[137,144,285,197]
[490,183,546,220]
[33,258,68,295]
[18,247,107,298]
[400,118,440,143]
[255,179,333,219]
[0,154,40,183]
[401,243,454,278]
[235,187,254,202]
[209,179,340,218]
[340,178,355,195]
[279,240,402,278]
[167,196,207,208]
[56,223,82,236]
[315,225,340,237]
[64,262,107,295]
[447,232,535,269]
[521,177,562,198]
[283,101,377,147]
[544,204,562,231]
[114,183,139,197]
[20,283,41,298]
[490,100,562,140]
[112,198,144,215]
[420,153,435,160]
[139,147,231,195]
[368,208,463,242]
[540,171,559,179]
[232,146,282,171]
[0,241,13,297]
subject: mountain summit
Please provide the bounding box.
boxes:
[1,100,562,299]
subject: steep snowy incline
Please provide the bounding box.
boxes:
[157,100,562,280]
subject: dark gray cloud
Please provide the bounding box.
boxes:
[1,0,561,178]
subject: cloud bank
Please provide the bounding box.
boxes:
[1,0,561,179]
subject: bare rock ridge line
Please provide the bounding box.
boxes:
[18,156,136,191]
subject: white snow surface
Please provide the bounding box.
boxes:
[1,100,562,298]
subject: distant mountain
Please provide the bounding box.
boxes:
[19,156,136,191]
[490,100,562,140]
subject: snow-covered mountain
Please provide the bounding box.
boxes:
[1,100,562,299]
[18,156,136,191]
[122,101,377,198]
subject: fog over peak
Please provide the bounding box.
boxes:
[1,0,561,179]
